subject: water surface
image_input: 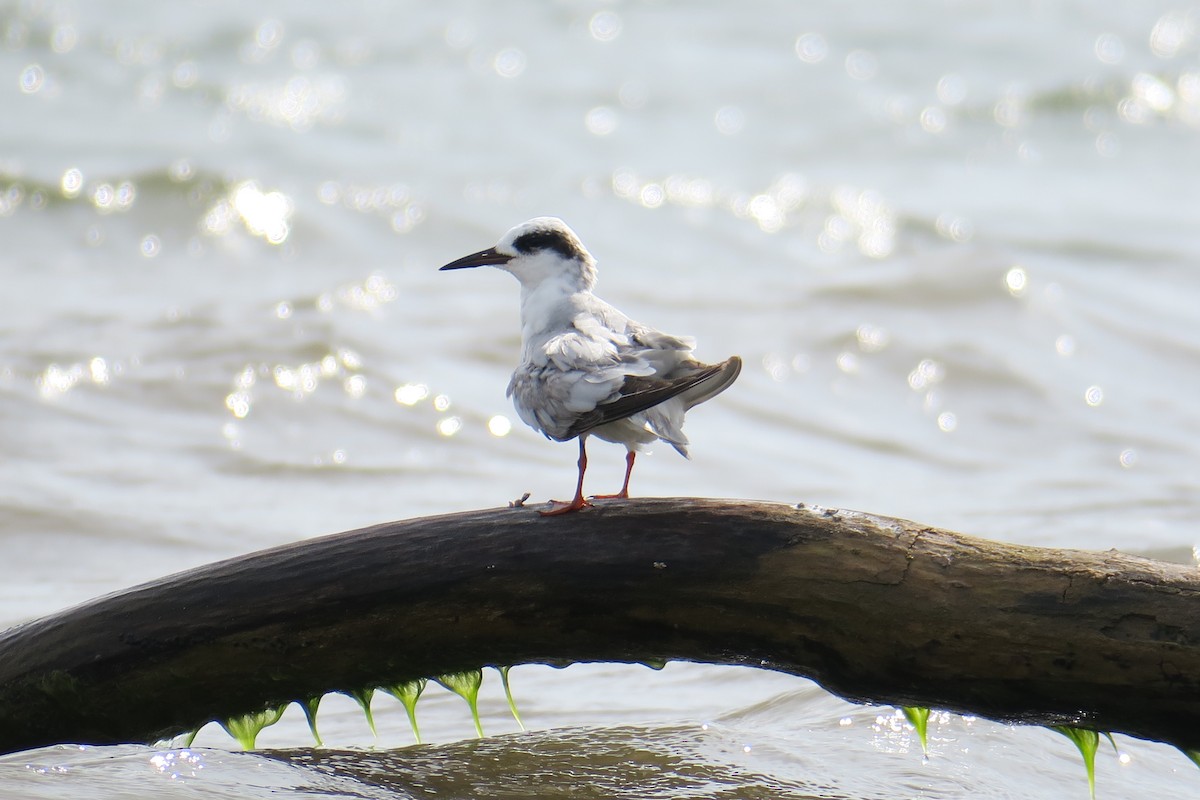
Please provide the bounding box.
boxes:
[2,1,1199,797]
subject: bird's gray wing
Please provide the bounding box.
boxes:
[628,324,695,353]
[563,358,734,439]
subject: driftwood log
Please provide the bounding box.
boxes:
[0,498,1197,756]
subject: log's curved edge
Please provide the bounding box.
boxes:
[0,497,1197,755]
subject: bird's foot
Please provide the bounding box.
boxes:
[539,496,592,516]
[590,491,629,500]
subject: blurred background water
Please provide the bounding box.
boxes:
[2,0,1200,797]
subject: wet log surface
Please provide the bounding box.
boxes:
[0,498,1197,755]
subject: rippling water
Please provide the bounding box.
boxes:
[3,1,1199,797]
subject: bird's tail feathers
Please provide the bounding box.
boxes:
[644,398,690,458]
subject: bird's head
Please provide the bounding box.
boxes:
[440,217,597,290]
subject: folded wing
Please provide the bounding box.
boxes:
[564,356,742,439]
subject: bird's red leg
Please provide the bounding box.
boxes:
[592,450,635,500]
[541,436,593,516]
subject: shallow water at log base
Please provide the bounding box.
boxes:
[2,1,1199,798]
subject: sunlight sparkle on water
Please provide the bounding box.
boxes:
[1004,266,1028,296]
[908,359,945,391]
[150,749,205,779]
[614,169,894,250]
[86,182,115,211]
[589,11,622,42]
[234,365,257,390]
[487,415,512,436]
[845,49,877,81]
[90,181,136,213]
[240,18,283,63]
[1179,72,1200,105]
[395,384,429,406]
[1095,33,1125,64]
[827,187,895,257]
[60,168,83,198]
[168,159,193,182]
[993,88,1025,128]
[172,60,198,89]
[225,391,251,419]
[19,63,44,93]
[222,349,368,417]
[492,48,526,78]
[51,25,77,54]
[1117,95,1149,126]
[585,106,618,136]
[856,324,889,353]
[232,182,291,243]
[872,709,917,754]
[204,181,292,244]
[226,73,346,130]
[744,194,782,232]
[1150,12,1190,58]
[225,369,257,418]
[318,180,424,233]
[89,357,109,385]
[639,183,665,209]
[273,364,314,394]
[795,32,828,63]
[37,357,119,399]
[919,106,947,134]
[666,175,715,207]
[1131,73,1175,115]
[0,185,22,217]
[338,347,363,370]
[344,374,366,398]
[437,417,462,437]
[937,74,967,105]
[1084,385,1104,407]
[762,353,789,382]
[37,364,82,398]
[935,213,973,242]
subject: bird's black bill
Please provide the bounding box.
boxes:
[439,247,512,270]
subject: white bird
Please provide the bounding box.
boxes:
[440,217,742,515]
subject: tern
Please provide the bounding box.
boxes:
[440,217,742,515]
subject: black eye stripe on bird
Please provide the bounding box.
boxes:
[511,229,585,260]
[440,216,742,516]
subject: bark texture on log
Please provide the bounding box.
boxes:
[0,498,1197,756]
